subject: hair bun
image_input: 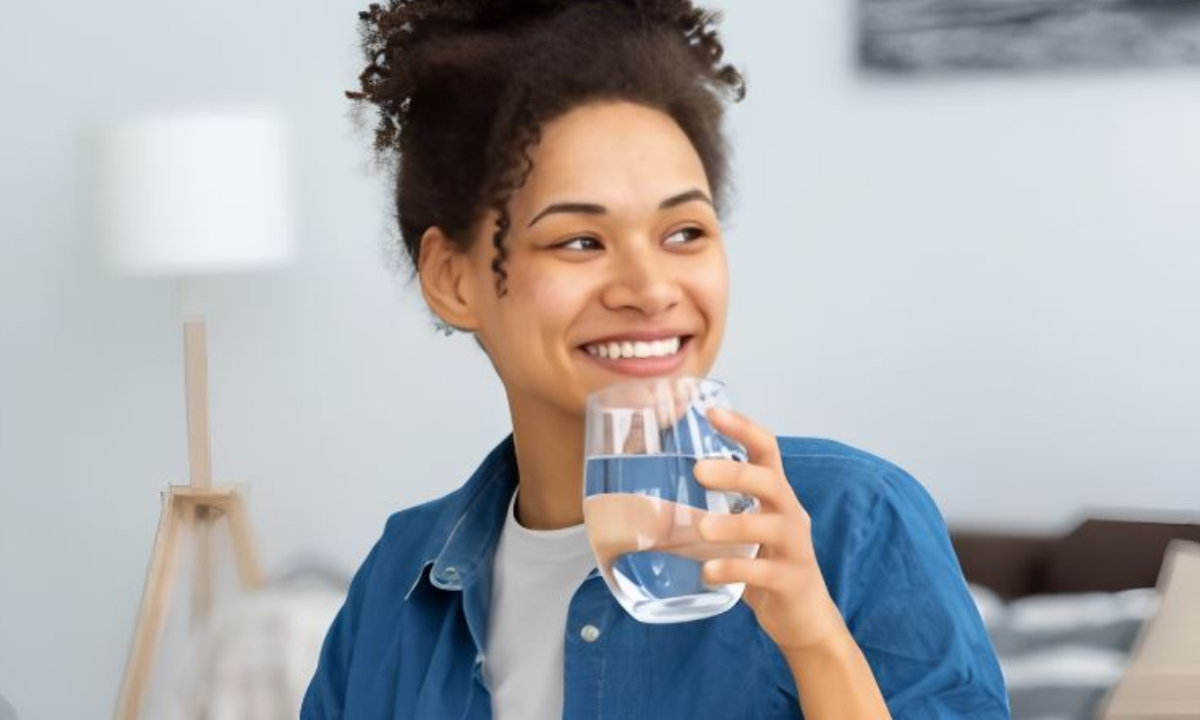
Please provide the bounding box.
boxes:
[348,0,740,128]
[346,0,745,300]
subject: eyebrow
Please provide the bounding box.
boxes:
[526,188,714,229]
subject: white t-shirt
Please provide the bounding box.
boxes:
[484,488,598,720]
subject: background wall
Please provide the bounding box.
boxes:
[1,0,1197,717]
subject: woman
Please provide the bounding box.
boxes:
[302,1,1009,718]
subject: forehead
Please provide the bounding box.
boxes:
[511,101,711,223]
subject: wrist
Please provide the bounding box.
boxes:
[779,603,892,720]
[779,598,853,670]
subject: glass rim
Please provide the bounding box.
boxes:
[585,375,727,409]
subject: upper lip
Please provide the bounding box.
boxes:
[580,330,694,347]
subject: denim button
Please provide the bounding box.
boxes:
[580,624,601,642]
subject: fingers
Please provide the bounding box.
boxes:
[693,457,792,511]
[698,510,793,547]
[702,557,788,592]
[704,407,782,472]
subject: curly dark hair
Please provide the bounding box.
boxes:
[346,0,746,308]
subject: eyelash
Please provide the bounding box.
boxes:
[555,226,706,252]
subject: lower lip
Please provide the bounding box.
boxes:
[578,337,693,377]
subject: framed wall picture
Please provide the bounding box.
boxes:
[859,0,1200,73]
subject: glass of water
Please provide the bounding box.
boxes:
[582,376,761,624]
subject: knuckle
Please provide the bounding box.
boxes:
[750,562,771,586]
[735,462,753,484]
[770,515,790,535]
[756,470,774,492]
[734,514,754,536]
[795,512,812,533]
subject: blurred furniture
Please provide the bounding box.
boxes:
[1101,540,1200,719]
[98,107,295,720]
[949,518,1200,720]
[178,572,347,720]
[950,517,1200,599]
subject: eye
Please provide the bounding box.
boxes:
[665,226,705,245]
[556,236,603,251]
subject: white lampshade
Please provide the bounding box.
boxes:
[98,107,296,276]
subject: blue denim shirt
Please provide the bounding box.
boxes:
[301,433,1009,719]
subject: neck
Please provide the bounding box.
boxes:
[507,391,586,531]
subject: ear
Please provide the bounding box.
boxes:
[418,226,481,333]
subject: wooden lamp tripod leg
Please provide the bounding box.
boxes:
[115,319,264,719]
[113,491,187,720]
[226,491,266,589]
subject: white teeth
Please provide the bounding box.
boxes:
[584,336,683,359]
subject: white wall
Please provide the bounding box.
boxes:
[1,1,1197,717]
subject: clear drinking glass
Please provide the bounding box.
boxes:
[582,376,761,623]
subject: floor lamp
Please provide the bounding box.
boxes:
[98,107,295,719]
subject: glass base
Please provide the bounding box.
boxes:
[622,584,744,624]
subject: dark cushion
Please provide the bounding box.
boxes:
[951,519,1200,600]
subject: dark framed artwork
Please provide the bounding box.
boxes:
[860,0,1200,73]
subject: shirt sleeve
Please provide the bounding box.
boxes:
[299,534,384,720]
[842,465,1011,719]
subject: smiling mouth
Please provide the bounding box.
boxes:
[577,335,695,376]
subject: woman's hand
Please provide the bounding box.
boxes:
[693,407,843,654]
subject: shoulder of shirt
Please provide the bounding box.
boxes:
[374,485,473,561]
[773,435,938,513]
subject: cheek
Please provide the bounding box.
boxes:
[530,279,580,315]
[508,261,587,333]
[692,255,730,316]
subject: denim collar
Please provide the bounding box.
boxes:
[404,433,520,600]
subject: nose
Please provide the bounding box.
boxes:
[599,243,682,317]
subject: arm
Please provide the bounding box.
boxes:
[695,410,1009,718]
[783,601,891,719]
[695,408,892,719]
[300,537,383,720]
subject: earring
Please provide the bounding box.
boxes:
[434,318,457,336]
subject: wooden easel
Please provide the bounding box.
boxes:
[114,317,265,720]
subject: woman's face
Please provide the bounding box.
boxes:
[445,100,729,419]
